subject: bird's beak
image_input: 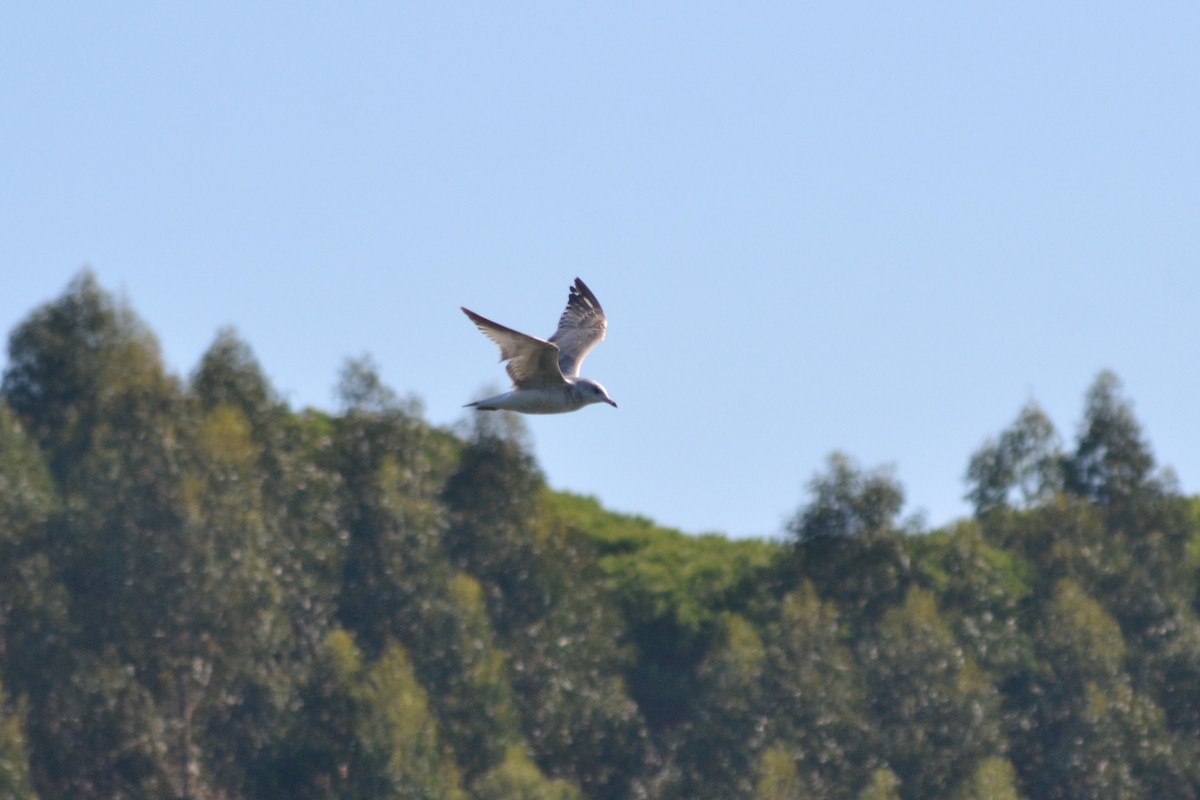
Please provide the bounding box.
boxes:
[606,398,618,408]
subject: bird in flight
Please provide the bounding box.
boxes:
[462,277,617,414]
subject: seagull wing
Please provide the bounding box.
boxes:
[549,277,608,378]
[461,307,566,389]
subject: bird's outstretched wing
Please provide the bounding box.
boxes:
[549,277,607,378]
[461,307,566,389]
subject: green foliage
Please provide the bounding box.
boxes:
[859,587,1004,800]
[910,522,1033,678]
[4,274,1200,800]
[763,582,868,798]
[2,270,173,484]
[786,455,916,627]
[966,401,1062,515]
[788,452,904,544]
[478,491,651,799]
[0,404,57,540]
[1010,578,1199,799]
[675,613,767,799]
[1065,371,1156,512]
[855,768,901,800]
[1154,619,1200,736]
[472,746,583,800]
[264,629,468,799]
[753,745,807,800]
[0,679,36,800]
[952,757,1025,800]
[434,573,523,781]
[356,639,469,800]
[547,492,777,736]
[1038,579,1126,684]
[441,429,544,636]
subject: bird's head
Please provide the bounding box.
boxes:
[577,378,617,408]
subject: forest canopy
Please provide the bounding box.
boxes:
[1,271,1198,799]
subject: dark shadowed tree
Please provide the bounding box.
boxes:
[2,271,166,484]
[786,454,912,627]
[1064,372,1158,522]
[441,423,543,637]
[790,453,904,544]
[192,328,277,424]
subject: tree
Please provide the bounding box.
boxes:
[0,678,37,800]
[432,574,523,782]
[786,454,913,626]
[910,523,1032,680]
[248,627,355,798]
[36,648,173,798]
[754,745,808,800]
[3,275,204,796]
[789,453,904,544]
[1012,579,1197,799]
[1038,579,1126,687]
[951,757,1025,800]
[764,582,869,799]
[0,404,70,799]
[855,768,901,800]
[858,587,1004,800]
[675,613,767,799]
[0,402,67,693]
[1154,619,1200,737]
[191,328,346,653]
[966,401,1062,516]
[2,274,318,798]
[2,271,168,484]
[1064,371,1157,518]
[332,357,452,658]
[503,588,648,800]
[261,630,468,800]
[472,746,582,800]
[191,328,278,426]
[441,427,544,637]
[356,639,469,800]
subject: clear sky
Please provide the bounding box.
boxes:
[4,4,1198,539]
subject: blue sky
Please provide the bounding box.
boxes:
[4,4,1198,538]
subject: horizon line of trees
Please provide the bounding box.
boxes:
[0,270,1197,800]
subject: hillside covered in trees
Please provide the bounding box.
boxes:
[1,272,1199,800]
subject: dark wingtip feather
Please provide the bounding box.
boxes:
[568,277,602,312]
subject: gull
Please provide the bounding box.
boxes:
[462,277,617,414]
